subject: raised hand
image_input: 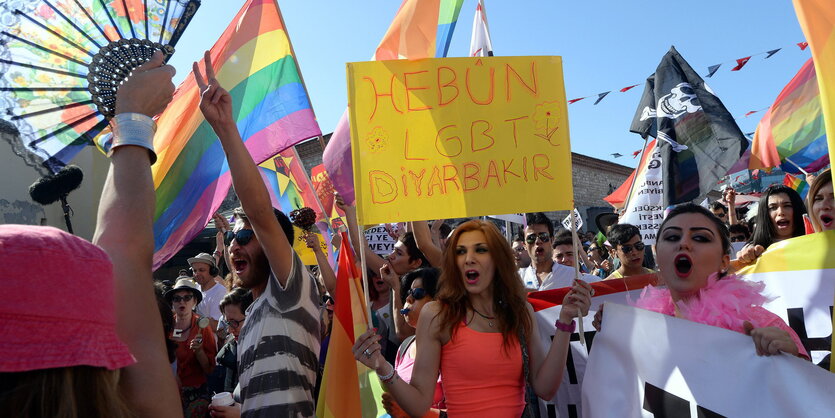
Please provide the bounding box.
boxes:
[115,50,176,117]
[352,328,387,372]
[305,233,321,252]
[380,263,399,289]
[193,51,233,129]
[560,279,592,323]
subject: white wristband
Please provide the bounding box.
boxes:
[108,113,157,164]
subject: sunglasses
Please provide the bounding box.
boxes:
[225,229,255,246]
[321,295,334,305]
[172,294,194,303]
[525,232,551,244]
[619,242,645,253]
[407,287,427,300]
[730,235,747,243]
[223,317,246,328]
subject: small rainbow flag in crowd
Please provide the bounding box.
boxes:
[316,232,384,417]
[150,0,321,268]
[750,58,828,174]
[783,173,810,199]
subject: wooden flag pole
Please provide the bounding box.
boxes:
[570,207,587,347]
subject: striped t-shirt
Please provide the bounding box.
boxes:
[237,250,321,417]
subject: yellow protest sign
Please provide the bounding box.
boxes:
[291,226,328,266]
[347,56,573,225]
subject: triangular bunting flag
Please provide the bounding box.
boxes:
[797,41,809,50]
[731,56,752,71]
[744,110,757,117]
[568,97,586,104]
[620,84,640,92]
[706,64,721,78]
[593,91,611,105]
[632,149,642,158]
[765,48,782,58]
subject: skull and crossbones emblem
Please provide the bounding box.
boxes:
[656,83,702,119]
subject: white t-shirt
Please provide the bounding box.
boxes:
[197,281,227,321]
[519,261,600,291]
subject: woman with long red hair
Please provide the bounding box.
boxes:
[353,220,591,417]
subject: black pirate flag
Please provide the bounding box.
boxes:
[630,46,747,206]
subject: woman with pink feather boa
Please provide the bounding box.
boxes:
[594,204,808,359]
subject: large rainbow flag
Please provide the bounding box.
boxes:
[151,0,321,268]
[316,232,384,417]
[749,58,828,174]
[322,0,465,205]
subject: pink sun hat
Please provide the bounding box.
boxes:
[0,224,135,372]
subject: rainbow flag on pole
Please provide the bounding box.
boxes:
[749,59,828,174]
[322,0,465,205]
[316,232,384,417]
[783,173,810,199]
[151,0,321,268]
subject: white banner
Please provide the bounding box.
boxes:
[582,303,835,417]
[488,213,525,225]
[621,141,663,245]
[364,225,396,257]
[561,209,583,231]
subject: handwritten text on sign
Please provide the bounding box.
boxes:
[347,57,573,225]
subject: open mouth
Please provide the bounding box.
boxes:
[775,219,791,229]
[821,214,833,228]
[465,270,479,284]
[674,254,693,278]
[233,259,248,274]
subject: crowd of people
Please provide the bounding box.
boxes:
[1,49,833,418]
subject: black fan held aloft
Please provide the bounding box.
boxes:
[0,0,201,175]
[29,164,83,234]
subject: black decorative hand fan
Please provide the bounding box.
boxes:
[0,0,200,175]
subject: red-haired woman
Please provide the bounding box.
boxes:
[353,220,591,417]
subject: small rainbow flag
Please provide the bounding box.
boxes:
[150,0,321,268]
[750,58,828,174]
[783,173,810,200]
[316,232,384,417]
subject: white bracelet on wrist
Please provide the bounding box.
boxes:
[108,113,157,163]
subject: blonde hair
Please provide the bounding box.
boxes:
[0,366,134,418]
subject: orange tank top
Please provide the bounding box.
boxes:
[440,323,525,417]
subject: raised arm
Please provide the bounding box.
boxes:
[725,188,738,226]
[92,52,181,417]
[194,51,293,285]
[410,221,443,267]
[306,233,336,296]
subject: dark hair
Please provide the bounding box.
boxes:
[709,201,728,215]
[512,232,525,243]
[153,282,177,363]
[552,229,573,248]
[233,206,294,244]
[607,223,640,248]
[399,267,440,305]
[658,203,731,255]
[438,223,452,240]
[219,287,254,313]
[398,232,429,267]
[728,223,750,240]
[750,185,806,249]
[366,267,381,302]
[526,212,554,237]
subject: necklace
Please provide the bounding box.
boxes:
[472,307,496,328]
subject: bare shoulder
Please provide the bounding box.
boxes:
[416,301,449,344]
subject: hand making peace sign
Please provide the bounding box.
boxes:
[193,51,234,129]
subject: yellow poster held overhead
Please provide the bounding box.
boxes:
[347,56,573,225]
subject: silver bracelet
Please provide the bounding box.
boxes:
[377,363,397,384]
[108,113,157,163]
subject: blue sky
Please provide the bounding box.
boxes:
[167,0,809,169]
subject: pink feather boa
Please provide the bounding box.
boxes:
[632,273,773,334]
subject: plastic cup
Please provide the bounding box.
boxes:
[212,392,234,407]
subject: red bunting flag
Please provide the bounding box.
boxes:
[620,84,640,92]
[731,56,752,71]
[568,97,586,104]
[797,41,809,50]
[744,110,757,117]
[632,149,642,158]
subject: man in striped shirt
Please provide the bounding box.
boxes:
[195,53,321,417]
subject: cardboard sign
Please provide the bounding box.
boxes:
[561,208,583,231]
[347,56,573,225]
[364,225,397,257]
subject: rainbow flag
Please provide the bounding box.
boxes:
[783,173,810,199]
[793,0,835,169]
[750,59,828,174]
[317,232,385,417]
[322,0,465,205]
[150,0,321,268]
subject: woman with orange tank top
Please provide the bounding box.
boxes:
[354,220,592,417]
